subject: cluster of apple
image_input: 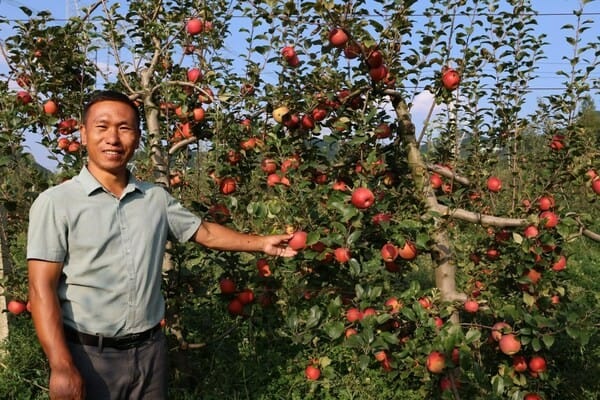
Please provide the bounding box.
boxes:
[219,277,258,317]
[5,299,30,315]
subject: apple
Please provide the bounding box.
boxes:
[441,68,461,90]
[418,296,432,309]
[7,300,27,315]
[528,355,547,373]
[380,243,398,262]
[67,141,81,153]
[16,90,33,105]
[345,328,357,338]
[305,365,321,380]
[334,247,351,263]
[198,87,214,103]
[301,114,315,130]
[192,107,205,122]
[43,100,58,115]
[537,195,555,211]
[464,299,479,313]
[286,55,300,67]
[346,307,363,323]
[499,333,521,355]
[16,73,31,88]
[369,65,388,82]
[57,118,79,135]
[426,351,446,374]
[187,67,202,83]
[434,317,444,328]
[227,298,244,316]
[397,241,417,260]
[592,178,600,194]
[219,278,236,295]
[550,134,565,150]
[280,155,300,172]
[219,177,237,195]
[374,350,388,362]
[328,28,349,48]
[485,248,500,260]
[343,42,361,59]
[288,231,308,250]
[523,225,539,239]
[272,106,289,123]
[523,394,543,400]
[375,123,391,139]
[430,173,443,189]
[257,258,272,277]
[539,211,559,228]
[240,137,258,151]
[491,321,511,342]
[372,212,392,225]
[385,297,402,314]
[186,18,203,35]
[524,268,542,285]
[227,150,241,165]
[266,173,281,187]
[487,176,502,192]
[261,158,278,174]
[551,255,567,272]
[362,307,376,318]
[283,113,300,129]
[512,355,528,372]
[351,187,375,209]
[332,180,348,191]
[237,288,255,304]
[587,169,598,180]
[57,137,70,150]
[311,107,328,121]
[281,46,296,60]
[366,49,383,68]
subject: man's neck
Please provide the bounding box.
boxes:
[86,165,129,197]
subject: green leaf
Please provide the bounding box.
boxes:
[323,321,345,340]
[542,334,555,349]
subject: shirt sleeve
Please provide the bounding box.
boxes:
[27,192,68,262]
[165,191,202,243]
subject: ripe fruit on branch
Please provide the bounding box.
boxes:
[397,241,417,260]
[334,247,351,263]
[523,394,543,400]
[523,225,539,239]
[237,288,255,304]
[186,18,203,35]
[272,106,290,123]
[487,176,502,192]
[351,187,375,209]
[528,355,547,373]
[513,355,528,373]
[261,158,278,174]
[288,231,308,250]
[380,243,398,262]
[464,299,479,313]
[305,365,321,380]
[7,300,27,315]
[16,90,33,105]
[343,42,361,59]
[256,258,272,277]
[426,351,446,374]
[328,28,349,48]
[366,50,383,68]
[491,321,511,342]
[441,67,461,90]
[430,173,443,189]
[43,100,58,115]
[219,177,237,195]
[537,195,555,211]
[187,67,202,83]
[499,333,521,355]
[346,307,363,323]
[592,178,600,195]
[551,255,567,272]
[369,65,388,82]
[227,298,244,316]
[219,278,236,295]
[539,211,559,228]
[281,46,297,61]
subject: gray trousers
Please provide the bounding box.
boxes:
[67,331,168,400]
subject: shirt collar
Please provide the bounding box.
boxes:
[76,166,145,196]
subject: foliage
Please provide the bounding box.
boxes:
[1,1,599,399]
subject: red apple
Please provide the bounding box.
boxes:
[369,65,388,82]
[7,300,27,315]
[551,255,567,272]
[16,90,33,105]
[523,225,539,239]
[219,278,236,295]
[362,307,376,319]
[380,243,398,262]
[366,50,383,68]
[539,211,559,228]
[311,107,327,121]
[418,297,432,309]
[281,46,296,60]
[397,241,417,260]
[464,299,479,313]
[372,212,392,225]
[487,176,502,192]
[43,100,58,115]
[513,355,528,373]
[219,177,237,195]
[426,351,446,374]
[343,42,361,59]
[528,355,547,373]
[328,28,349,48]
[187,67,202,83]
[592,178,600,195]
[227,298,244,316]
[351,187,375,209]
[237,288,255,304]
[261,158,278,174]
[266,173,281,187]
[346,307,363,323]
[537,195,555,211]
[491,321,512,342]
[305,365,321,380]
[256,258,272,277]
[345,328,358,338]
[57,138,70,150]
[67,141,80,153]
[523,394,543,400]
[192,107,205,122]
[186,18,203,35]
[430,173,443,189]
[385,297,402,314]
[332,180,348,191]
[301,114,315,130]
[499,333,521,355]
[441,68,461,90]
[288,231,308,250]
[375,123,391,139]
[334,247,351,263]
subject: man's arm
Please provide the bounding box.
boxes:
[192,221,297,257]
[28,259,84,400]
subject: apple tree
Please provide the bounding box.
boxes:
[1,0,599,398]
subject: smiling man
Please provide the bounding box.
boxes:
[26,90,297,400]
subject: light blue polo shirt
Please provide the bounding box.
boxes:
[27,166,202,336]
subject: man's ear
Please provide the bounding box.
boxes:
[80,124,87,146]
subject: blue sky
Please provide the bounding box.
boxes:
[1,0,599,170]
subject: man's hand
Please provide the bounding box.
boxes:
[49,364,85,400]
[261,233,298,257]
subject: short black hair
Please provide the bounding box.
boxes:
[83,90,141,129]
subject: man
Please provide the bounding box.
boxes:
[27,90,297,400]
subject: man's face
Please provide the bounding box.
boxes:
[81,100,140,176]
